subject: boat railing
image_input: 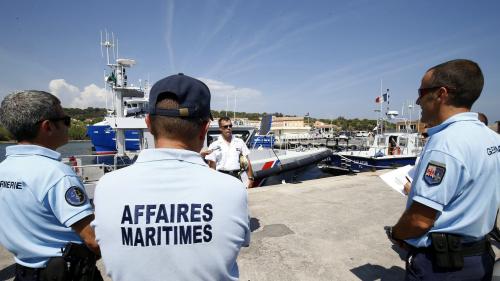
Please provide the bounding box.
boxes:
[333,152,400,169]
[63,152,137,183]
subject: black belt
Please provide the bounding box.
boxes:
[218,170,242,180]
[219,170,240,176]
[410,238,490,257]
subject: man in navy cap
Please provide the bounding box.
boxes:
[93,74,250,281]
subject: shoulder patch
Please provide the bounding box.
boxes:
[423,161,446,186]
[65,186,87,206]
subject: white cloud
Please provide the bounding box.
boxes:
[47,78,265,113]
[200,78,262,99]
[49,79,109,108]
[199,78,264,112]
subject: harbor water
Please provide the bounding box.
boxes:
[0,141,93,162]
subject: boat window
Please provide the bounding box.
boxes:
[232,130,251,142]
[399,137,408,147]
[388,136,398,147]
[377,137,385,146]
[207,135,215,146]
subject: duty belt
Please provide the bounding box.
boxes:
[410,237,490,257]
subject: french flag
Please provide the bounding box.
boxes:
[375,93,388,103]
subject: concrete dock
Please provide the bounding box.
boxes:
[1,171,498,280]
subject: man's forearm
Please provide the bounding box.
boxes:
[71,215,101,257]
[392,201,437,240]
[246,159,253,178]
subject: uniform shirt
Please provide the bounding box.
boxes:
[0,145,93,268]
[406,112,500,247]
[205,136,249,171]
[93,148,250,281]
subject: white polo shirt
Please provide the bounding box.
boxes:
[93,148,250,281]
[205,136,249,171]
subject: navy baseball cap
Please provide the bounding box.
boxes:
[148,73,212,120]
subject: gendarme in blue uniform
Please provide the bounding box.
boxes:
[406,112,500,247]
[0,145,93,268]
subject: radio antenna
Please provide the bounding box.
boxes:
[111,32,116,62]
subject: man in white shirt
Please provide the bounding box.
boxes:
[93,74,251,281]
[205,117,255,188]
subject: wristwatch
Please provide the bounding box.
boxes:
[248,177,254,181]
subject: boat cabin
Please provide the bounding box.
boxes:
[369,133,421,157]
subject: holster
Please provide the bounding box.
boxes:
[431,233,464,270]
[61,243,99,281]
[42,257,69,281]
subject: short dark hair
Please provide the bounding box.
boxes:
[149,93,206,141]
[427,59,483,108]
[0,90,61,141]
[218,116,231,127]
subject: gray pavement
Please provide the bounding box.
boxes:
[1,171,498,280]
[239,171,408,281]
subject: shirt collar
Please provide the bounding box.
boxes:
[218,135,233,144]
[135,148,208,167]
[427,112,479,136]
[5,144,62,160]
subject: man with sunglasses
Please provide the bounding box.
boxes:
[386,60,500,280]
[205,117,255,188]
[0,91,102,281]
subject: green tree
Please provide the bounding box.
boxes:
[68,120,89,140]
[0,126,12,141]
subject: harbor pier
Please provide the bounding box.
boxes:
[1,172,498,280]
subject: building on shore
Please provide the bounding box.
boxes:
[313,120,340,135]
[395,120,427,133]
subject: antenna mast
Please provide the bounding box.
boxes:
[100,30,114,66]
[111,32,116,63]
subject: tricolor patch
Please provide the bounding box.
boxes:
[424,161,446,186]
[65,186,87,206]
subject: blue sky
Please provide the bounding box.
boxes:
[1,0,499,121]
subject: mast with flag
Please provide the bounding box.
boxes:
[375,80,390,134]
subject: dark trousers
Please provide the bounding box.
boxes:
[406,250,495,281]
[15,263,104,281]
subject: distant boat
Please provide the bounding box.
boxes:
[320,132,422,175]
[320,89,423,175]
[87,95,148,155]
[207,125,332,187]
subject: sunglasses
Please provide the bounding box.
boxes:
[417,86,442,99]
[221,124,233,129]
[38,115,71,127]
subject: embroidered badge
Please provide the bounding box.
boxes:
[65,186,87,206]
[424,161,446,186]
